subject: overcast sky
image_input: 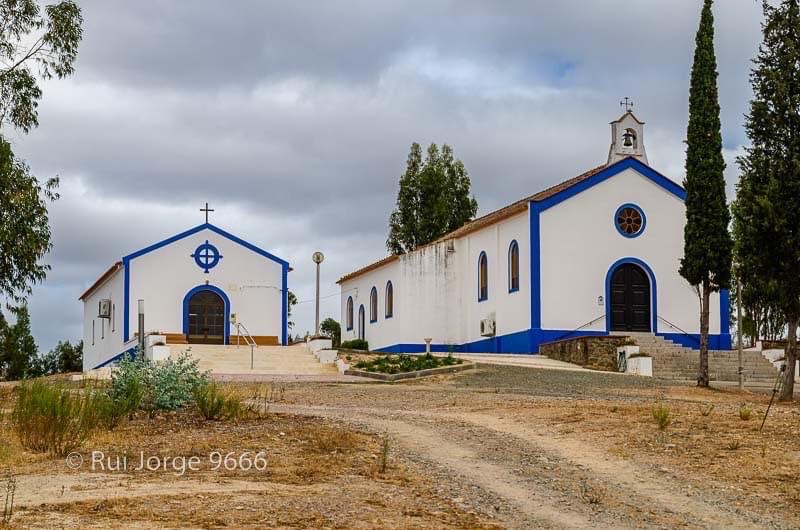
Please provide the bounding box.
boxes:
[10,0,764,352]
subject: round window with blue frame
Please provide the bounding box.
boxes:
[191,240,223,273]
[614,203,646,238]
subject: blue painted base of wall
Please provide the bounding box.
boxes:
[91,346,138,370]
[374,328,733,355]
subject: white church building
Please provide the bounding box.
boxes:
[80,222,289,370]
[338,111,731,354]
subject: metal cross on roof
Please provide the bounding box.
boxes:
[620,97,634,112]
[201,202,214,223]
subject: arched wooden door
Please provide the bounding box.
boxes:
[610,263,651,332]
[187,290,225,344]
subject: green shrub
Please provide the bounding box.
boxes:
[12,380,104,455]
[110,352,208,417]
[651,402,671,430]
[354,353,462,374]
[340,339,369,351]
[739,404,753,421]
[194,383,243,420]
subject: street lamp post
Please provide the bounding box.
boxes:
[312,251,325,336]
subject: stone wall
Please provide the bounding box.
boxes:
[539,335,632,371]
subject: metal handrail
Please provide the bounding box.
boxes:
[550,314,606,343]
[234,322,258,370]
[657,316,701,345]
[235,322,257,349]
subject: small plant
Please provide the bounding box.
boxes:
[579,480,607,505]
[340,339,369,351]
[378,435,390,474]
[651,402,671,430]
[610,406,619,413]
[12,380,105,456]
[2,474,15,525]
[739,404,753,421]
[194,383,242,420]
[726,439,741,451]
[697,404,715,417]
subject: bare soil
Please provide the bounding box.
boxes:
[0,366,798,529]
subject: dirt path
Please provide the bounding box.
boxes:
[272,402,775,529]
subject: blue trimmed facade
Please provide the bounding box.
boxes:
[121,223,289,346]
[367,157,732,355]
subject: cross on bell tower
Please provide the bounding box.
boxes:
[620,97,634,113]
[200,202,214,223]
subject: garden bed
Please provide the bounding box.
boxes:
[345,353,474,381]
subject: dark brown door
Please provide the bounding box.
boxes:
[610,264,651,332]
[187,290,225,344]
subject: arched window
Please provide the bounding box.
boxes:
[369,287,378,323]
[385,281,394,318]
[358,305,365,340]
[478,251,488,301]
[346,296,353,331]
[508,241,520,293]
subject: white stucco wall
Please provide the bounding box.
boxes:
[339,211,530,351]
[126,228,285,345]
[539,167,719,335]
[82,268,125,371]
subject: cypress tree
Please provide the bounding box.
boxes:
[733,0,800,400]
[387,143,478,254]
[680,0,732,387]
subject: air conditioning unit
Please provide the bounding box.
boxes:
[480,317,496,337]
[98,299,112,319]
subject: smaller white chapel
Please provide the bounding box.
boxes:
[338,110,731,354]
[80,218,289,371]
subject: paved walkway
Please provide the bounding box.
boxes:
[433,352,592,372]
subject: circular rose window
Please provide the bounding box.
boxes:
[614,204,646,238]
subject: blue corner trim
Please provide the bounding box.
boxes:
[719,288,731,350]
[478,251,488,302]
[123,259,130,342]
[530,202,542,333]
[282,264,288,345]
[182,284,231,345]
[613,203,647,239]
[346,296,353,331]
[604,257,658,333]
[508,240,520,293]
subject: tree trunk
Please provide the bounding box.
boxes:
[779,317,796,401]
[698,278,711,387]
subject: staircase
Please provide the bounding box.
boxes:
[169,343,338,375]
[628,333,779,383]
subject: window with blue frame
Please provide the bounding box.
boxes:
[614,203,646,238]
[369,287,378,323]
[385,281,394,318]
[508,240,520,292]
[478,252,488,301]
[346,296,353,330]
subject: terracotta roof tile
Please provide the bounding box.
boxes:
[79,261,123,301]
[337,163,608,284]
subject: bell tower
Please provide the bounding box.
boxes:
[608,98,648,165]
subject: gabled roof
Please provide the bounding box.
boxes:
[79,261,122,301]
[122,222,290,268]
[337,157,684,284]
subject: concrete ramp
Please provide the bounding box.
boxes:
[169,343,338,376]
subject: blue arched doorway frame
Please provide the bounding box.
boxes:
[182,284,231,344]
[604,257,657,333]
